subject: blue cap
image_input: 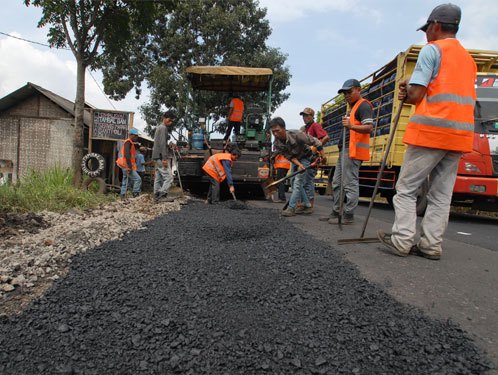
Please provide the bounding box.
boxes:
[129,128,139,135]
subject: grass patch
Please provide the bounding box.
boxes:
[0,167,116,214]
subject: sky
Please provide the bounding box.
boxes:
[1,0,498,133]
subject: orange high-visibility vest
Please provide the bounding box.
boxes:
[403,39,477,152]
[116,138,137,170]
[202,153,233,182]
[228,98,244,122]
[349,98,372,161]
[274,154,291,170]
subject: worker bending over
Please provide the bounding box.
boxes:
[270,117,326,217]
[203,144,242,204]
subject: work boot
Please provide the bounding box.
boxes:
[295,205,313,215]
[132,192,140,198]
[120,194,126,201]
[281,207,296,217]
[319,211,339,222]
[377,230,409,257]
[409,244,441,261]
[343,213,354,224]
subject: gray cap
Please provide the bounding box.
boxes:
[338,79,361,94]
[418,3,461,32]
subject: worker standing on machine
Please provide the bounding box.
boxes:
[224,94,244,147]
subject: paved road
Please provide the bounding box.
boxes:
[251,196,498,372]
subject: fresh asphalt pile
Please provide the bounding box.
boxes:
[0,201,492,374]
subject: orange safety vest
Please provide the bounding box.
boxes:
[116,138,137,170]
[349,98,372,161]
[228,98,244,122]
[202,153,233,183]
[403,39,477,152]
[274,154,291,170]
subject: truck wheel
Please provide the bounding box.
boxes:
[82,177,106,194]
[81,153,105,177]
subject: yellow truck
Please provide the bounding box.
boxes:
[320,45,498,214]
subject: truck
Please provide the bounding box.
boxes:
[175,66,274,196]
[320,45,498,214]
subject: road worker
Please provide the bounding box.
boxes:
[152,110,176,203]
[378,3,476,261]
[300,107,330,207]
[319,79,373,225]
[270,117,325,217]
[203,144,242,204]
[273,154,291,203]
[224,95,244,146]
[116,127,142,199]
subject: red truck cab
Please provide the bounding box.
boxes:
[453,73,498,210]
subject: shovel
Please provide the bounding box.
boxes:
[263,159,318,190]
[229,191,246,210]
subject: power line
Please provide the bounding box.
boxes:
[0,31,70,50]
[1,30,118,110]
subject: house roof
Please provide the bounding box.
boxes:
[0,82,96,126]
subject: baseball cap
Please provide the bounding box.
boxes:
[338,79,361,94]
[417,3,461,32]
[163,110,176,119]
[299,107,315,117]
[129,127,139,135]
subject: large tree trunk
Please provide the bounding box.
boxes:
[72,59,86,186]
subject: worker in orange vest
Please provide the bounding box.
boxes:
[223,95,244,146]
[202,145,242,204]
[320,79,373,225]
[116,127,142,199]
[378,3,476,261]
[273,154,291,203]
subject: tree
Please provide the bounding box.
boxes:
[100,0,291,136]
[24,0,160,185]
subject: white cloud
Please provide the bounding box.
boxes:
[258,0,381,25]
[0,34,147,130]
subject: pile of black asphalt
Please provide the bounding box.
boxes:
[0,202,492,374]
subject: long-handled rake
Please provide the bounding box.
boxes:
[337,100,405,245]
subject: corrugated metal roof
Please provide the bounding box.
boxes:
[0,82,95,126]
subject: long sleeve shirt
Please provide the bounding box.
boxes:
[152,124,170,161]
[221,160,234,186]
[124,140,134,169]
[273,130,322,161]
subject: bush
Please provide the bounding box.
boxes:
[0,167,115,213]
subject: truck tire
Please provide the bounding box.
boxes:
[81,153,105,178]
[82,177,107,194]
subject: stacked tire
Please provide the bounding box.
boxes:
[81,153,106,194]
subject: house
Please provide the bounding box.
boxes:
[0,83,151,186]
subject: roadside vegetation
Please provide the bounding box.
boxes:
[0,167,115,213]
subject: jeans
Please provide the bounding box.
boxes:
[154,160,173,196]
[304,166,317,201]
[120,168,142,195]
[391,145,461,253]
[288,158,311,209]
[332,148,362,215]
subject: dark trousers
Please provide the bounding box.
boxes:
[224,121,241,141]
[207,176,220,203]
[276,167,288,200]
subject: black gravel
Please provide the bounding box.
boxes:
[0,202,492,374]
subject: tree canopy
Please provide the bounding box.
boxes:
[99,0,291,135]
